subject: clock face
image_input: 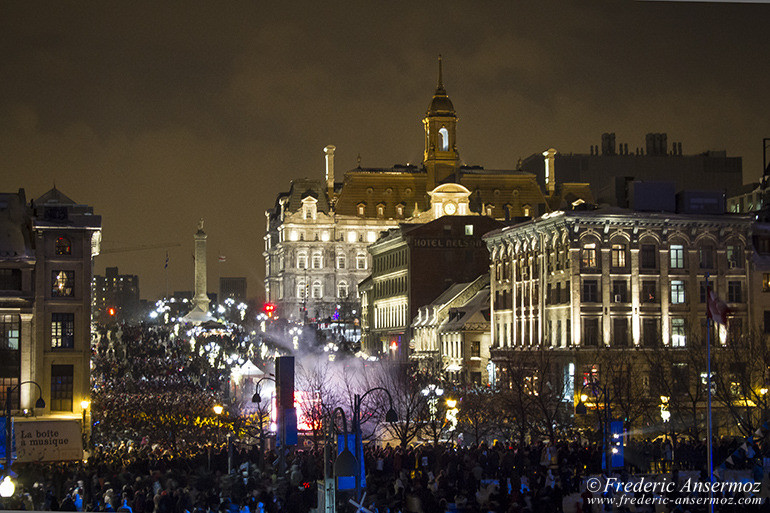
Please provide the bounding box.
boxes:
[444,202,457,215]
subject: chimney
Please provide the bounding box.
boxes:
[601,133,616,155]
[542,148,557,195]
[324,145,336,196]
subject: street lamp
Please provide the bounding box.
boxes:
[5,381,45,475]
[81,400,90,451]
[575,381,611,473]
[250,375,276,472]
[660,395,673,469]
[352,387,398,502]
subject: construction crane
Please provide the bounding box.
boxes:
[100,242,181,254]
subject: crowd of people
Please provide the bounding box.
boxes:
[2,436,766,513]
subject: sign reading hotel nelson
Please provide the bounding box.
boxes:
[15,419,83,462]
[412,237,485,248]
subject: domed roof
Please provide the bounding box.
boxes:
[426,55,456,117]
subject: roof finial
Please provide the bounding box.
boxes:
[357,153,362,168]
[437,54,443,90]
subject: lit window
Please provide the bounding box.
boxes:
[522,204,531,217]
[367,231,376,243]
[465,225,474,236]
[347,231,357,243]
[670,280,685,304]
[289,231,299,242]
[377,204,385,218]
[727,245,743,268]
[55,237,71,256]
[297,254,308,269]
[0,315,20,350]
[357,204,366,216]
[51,365,74,412]
[51,313,75,349]
[670,244,684,269]
[763,273,770,292]
[312,253,323,269]
[671,319,686,347]
[611,244,626,268]
[52,271,74,297]
[581,243,597,268]
[439,127,449,151]
[396,204,404,217]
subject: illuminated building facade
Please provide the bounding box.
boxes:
[264,60,593,336]
[0,187,101,422]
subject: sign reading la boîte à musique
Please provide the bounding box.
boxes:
[14,419,83,462]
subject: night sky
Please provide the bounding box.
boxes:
[1,1,768,302]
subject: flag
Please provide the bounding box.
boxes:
[707,287,730,325]
[218,255,226,263]
[164,252,169,269]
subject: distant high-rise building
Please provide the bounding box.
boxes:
[92,266,140,323]
[0,187,101,428]
[220,277,247,301]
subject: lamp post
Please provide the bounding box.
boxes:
[81,400,90,452]
[660,395,673,470]
[575,381,611,473]
[209,404,224,472]
[352,387,398,503]
[5,381,45,476]
[325,407,357,513]
[760,388,768,423]
[250,375,276,472]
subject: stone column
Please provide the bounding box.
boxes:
[193,219,210,313]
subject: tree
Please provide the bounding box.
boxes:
[366,360,428,448]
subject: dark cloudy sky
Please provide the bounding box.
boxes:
[1,1,768,302]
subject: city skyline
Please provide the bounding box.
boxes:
[1,1,768,299]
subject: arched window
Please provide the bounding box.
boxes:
[522,204,531,217]
[312,252,323,269]
[338,281,348,298]
[356,253,367,270]
[336,254,346,269]
[439,127,449,151]
[56,237,71,256]
[376,203,385,218]
[396,204,404,218]
[312,281,323,299]
[297,253,308,269]
[357,203,366,216]
[296,280,307,299]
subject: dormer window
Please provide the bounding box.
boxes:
[376,203,385,218]
[357,203,366,217]
[522,204,531,217]
[301,196,318,220]
[439,127,449,151]
[396,203,405,218]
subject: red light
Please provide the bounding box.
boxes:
[108,307,116,316]
[264,303,275,312]
[389,341,398,350]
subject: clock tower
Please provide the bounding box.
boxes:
[423,55,460,189]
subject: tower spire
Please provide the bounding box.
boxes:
[437,54,444,91]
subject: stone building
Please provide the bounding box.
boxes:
[0,187,101,423]
[92,266,140,324]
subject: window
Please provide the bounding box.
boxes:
[643,318,658,347]
[613,318,628,347]
[727,245,743,268]
[670,244,684,269]
[396,204,404,217]
[583,318,600,347]
[0,269,21,291]
[640,244,657,269]
[297,254,308,270]
[336,255,346,269]
[670,280,685,304]
[376,204,385,218]
[296,280,307,299]
[671,318,686,347]
[50,365,74,412]
[465,225,474,236]
[347,231,357,243]
[337,281,348,299]
[312,253,323,269]
[312,281,322,299]
[356,253,367,270]
[672,364,689,394]
[470,341,481,359]
[728,281,743,303]
[0,315,20,350]
[612,280,627,303]
[699,245,715,269]
[641,281,657,303]
[52,271,74,297]
[582,280,599,303]
[439,127,449,151]
[763,273,770,292]
[611,244,626,268]
[51,313,74,349]
[357,203,366,216]
[0,378,19,411]
[699,280,713,303]
[55,237,71,256]
[581,243,597,268]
